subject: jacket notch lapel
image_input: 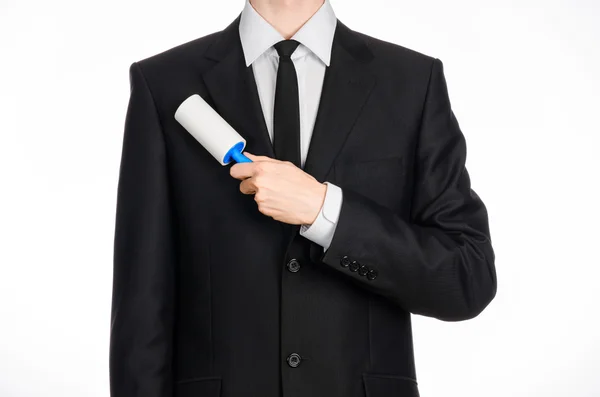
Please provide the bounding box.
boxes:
[303,21,376,182]
[201,17,275,159]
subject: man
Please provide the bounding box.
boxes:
[109,0,497,396]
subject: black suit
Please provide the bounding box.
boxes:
[110,15,497,397]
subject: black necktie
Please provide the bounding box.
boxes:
[273,39,301,168]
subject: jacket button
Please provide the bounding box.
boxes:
[340,255,351,267]
[286,258,301,273]
[358,264,369,276]
[287,353,302,368]
[349,260,360,272]
[367,268,378,280]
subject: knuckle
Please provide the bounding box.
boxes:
[254,174,265,188]
[255,189,268,203]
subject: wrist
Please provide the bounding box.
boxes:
[305,181,327,225]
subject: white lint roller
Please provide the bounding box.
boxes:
[174,94,252,165]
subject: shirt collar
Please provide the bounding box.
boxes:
[238,0,337,67]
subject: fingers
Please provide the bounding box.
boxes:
[243,152,277,162]
[230,161,256,180]
[229,152,280,180]
[239,177,256,195]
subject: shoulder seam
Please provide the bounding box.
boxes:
[131,61,167,138]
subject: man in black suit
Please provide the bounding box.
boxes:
[109,0,497,396]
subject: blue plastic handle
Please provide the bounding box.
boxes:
[231,149,252,163]
[223,142,252,164]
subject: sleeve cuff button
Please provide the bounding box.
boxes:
[358,265,369,276]
[367,269,378,280]
[340,255,351,267]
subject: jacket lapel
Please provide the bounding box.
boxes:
[199,16,375,243]
[201,17,376,179]
[302,20,376,182]
[201,15,275,158]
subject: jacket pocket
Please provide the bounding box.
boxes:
[175,376,221,397]
[362,372,420,397]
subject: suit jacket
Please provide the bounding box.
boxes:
[110,14,497,397]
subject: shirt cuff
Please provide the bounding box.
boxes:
[299,182,343,251]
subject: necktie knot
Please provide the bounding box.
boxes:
[274,39,300,59]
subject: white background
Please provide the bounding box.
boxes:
[1,0,599,396]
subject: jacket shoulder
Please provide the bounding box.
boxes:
[131,29,222,75]
[373,36,434,62]
[350,28,436,70]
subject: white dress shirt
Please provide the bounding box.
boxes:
[238,0,343,251]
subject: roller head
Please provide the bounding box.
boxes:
[174,94,248,165]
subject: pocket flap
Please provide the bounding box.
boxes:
[175,376,221,397]
[362,373,419,397]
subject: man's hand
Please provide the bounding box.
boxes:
[229,152,327,225]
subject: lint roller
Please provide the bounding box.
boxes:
[174,94,252,165]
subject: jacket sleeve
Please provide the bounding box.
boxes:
[109,61,177,396]
[317,58,497,321]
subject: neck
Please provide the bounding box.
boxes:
[249,0,325,39]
